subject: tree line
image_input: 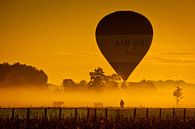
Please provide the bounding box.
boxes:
[0,62,47,86]
[1,62,184,90]
[62,67,122,89]
[62,67,157,90]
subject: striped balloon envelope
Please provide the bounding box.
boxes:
[95,11,153,81]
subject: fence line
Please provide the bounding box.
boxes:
[0,108,194,120]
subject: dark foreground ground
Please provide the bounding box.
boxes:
[0,117,195,129]
[0,107,195,129]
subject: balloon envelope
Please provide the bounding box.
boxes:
[95,11,153,81]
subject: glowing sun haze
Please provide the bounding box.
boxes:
[1,0,195,84]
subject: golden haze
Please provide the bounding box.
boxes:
[0,85,194,108]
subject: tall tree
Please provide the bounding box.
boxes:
[88,67,106,89]
[173,86,183,107]
[105,74,121,88]
[62,79,75,87]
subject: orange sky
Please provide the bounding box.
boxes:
[0,0,195,84]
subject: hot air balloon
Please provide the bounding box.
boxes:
[95,11,153,82]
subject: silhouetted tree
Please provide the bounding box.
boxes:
[140,79,156,88]
[0,62,48,86]
[79,80,87,86]
[173,86,183,107]
[88,67,106,89]
[62,79,75,87]
[105,74,121,88]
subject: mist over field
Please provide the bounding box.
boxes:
[0,84,194,108]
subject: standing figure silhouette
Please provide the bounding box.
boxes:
[120,99,124,108]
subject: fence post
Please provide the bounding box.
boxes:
[94,108,97,118]
[105,108,108,119]
[173,108,175,119]
[146,108,148,119]
[26,108,30,120]
[87,108,89,118]
[159,108,161,120]
[12,108,15,119]
[183,108,186,122]
[75,108,77,119]
[44,108,47,119]
[93,108,97,129]
[133,108,136,119]
[116,109,119,118]
[59,108,62,120]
